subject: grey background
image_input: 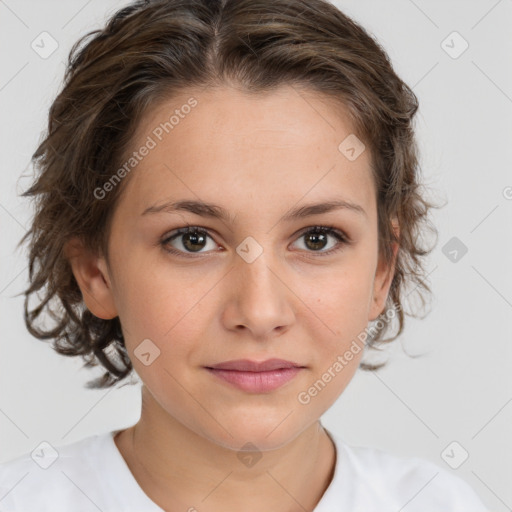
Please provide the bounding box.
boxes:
[1,1,511,509]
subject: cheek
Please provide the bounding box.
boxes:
[293,255,376,387]
[114,259,216,365]
[295,274,372,410]
[303,258,375,331]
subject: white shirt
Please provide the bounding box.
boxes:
[0,427,489,511]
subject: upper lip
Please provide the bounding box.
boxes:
[206,358,304,372]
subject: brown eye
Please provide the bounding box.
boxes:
[160,224,350,258]
[292,226,349,256]
[304,230,329,251]
[162,227,215,254]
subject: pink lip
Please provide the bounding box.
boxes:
[204,358,305,393]
[207,358,302,372]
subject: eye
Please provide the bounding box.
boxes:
[291,225,350,256]
[161,226,217,256]
[160,225,350,257]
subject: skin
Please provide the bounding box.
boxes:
[66,84,398,512]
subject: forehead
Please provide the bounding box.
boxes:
[115,85,376,222]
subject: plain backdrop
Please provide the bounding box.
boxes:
[1,1,511,510]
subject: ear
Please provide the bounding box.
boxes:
[368,219,399,321]
[64,237,118,320]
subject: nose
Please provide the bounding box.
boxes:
[222,252,295,340]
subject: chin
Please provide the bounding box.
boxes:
[200,416,308,453]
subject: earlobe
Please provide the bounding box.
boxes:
[64,238,118,320]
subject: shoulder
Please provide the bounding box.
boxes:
[0,432,112,512]
[331,434,489,511]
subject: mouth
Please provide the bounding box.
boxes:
[204,358,305,393]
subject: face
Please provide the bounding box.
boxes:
[68,84,397,452]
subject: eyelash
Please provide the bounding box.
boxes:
[160,225,350,258]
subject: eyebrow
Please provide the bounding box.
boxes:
[141,198,367,222]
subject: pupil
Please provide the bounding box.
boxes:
[183,232,206,252]
[306,232,327,250]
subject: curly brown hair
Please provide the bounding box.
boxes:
[18,0,439,389]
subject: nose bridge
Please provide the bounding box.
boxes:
[228,243,294,336]
[236,246,282,302]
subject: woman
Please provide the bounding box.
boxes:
[0,0,488,510]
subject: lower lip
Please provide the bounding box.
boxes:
[205,367,302,393]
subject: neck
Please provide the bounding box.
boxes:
[114,386,337,512]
